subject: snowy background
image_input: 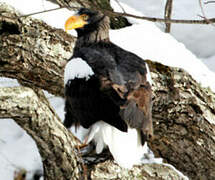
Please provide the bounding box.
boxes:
[0,0,214,179]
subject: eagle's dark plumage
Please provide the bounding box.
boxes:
[64,8,153,168]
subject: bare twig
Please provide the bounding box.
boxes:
[204,1,215,4]
[1,4,215,25]
[19,7,64,17]
[18,6,79,18]
[102,9,215,24]
[114,0,126,13]
[198,0,215,26]
[75,0,86,7]
[164,0,173,33]
[88,0,101,9]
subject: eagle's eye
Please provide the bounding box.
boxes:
[81,14,89,21]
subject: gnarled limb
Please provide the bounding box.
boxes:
[147,60,215,179]
[0,3,75,96]
[0,86,84,180]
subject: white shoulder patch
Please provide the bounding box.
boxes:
[64,58,94,85]
[145,63,152,85]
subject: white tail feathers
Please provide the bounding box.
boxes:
[86,121,146,169]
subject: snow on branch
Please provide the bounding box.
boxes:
[204,1,215,4]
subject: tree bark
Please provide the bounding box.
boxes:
[0,86,84,180]
[0,3,75,97]
[147,60,215,180]
[1,2,215,180]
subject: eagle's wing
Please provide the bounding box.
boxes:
[74,45,153,143]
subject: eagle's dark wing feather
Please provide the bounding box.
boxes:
[71,42,153,143]
[64,76,128,132]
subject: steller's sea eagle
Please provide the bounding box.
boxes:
[64,8,153,168]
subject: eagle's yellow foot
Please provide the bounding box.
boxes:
[74,143,88,150]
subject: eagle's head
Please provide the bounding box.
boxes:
[65,8,110,38]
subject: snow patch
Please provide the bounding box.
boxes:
[202,55,215,72]
[0,77,19,87]
[64,58,94,85]
[163,163,189,180]
[110,1,215,92]
[0,0,73,29]
[145,63,152,85]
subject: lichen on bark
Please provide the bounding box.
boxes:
[147,60,215,179]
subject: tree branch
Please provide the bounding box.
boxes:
[146,60,215,179]
[0,86,84,180]
[101,9,215,24]
[2,0,214,25]
[0,4,76,96]
[2,0,214,26]
[204,1,215,4]
[199,0,215,26]
[164,0,173,32]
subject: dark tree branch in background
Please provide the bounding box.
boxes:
[114,0,126,13]
[164,0,173,33]
[1,0,215,26]
[19,6,75,17]
[204,1,215,4]
[47,0,215,25]
[199,0,215,27]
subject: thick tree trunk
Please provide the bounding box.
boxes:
[147,60,215,180]
[1,3,215,180]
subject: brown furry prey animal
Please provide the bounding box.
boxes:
[64,8,153,168]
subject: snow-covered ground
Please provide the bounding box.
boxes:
[0,0,215,179]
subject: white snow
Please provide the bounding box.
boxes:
[64,58,94,84]
[203,55,215,72]
[0,77,19,87]
[114,0,215,59]
[0,0,215,179]
[110,1,215,92]
[0,119,42,180]
[146,63,152,85]
[0,0,73,30]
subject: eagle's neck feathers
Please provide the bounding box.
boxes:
[76,16,110,47]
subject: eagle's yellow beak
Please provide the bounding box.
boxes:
[65,15,88,31]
